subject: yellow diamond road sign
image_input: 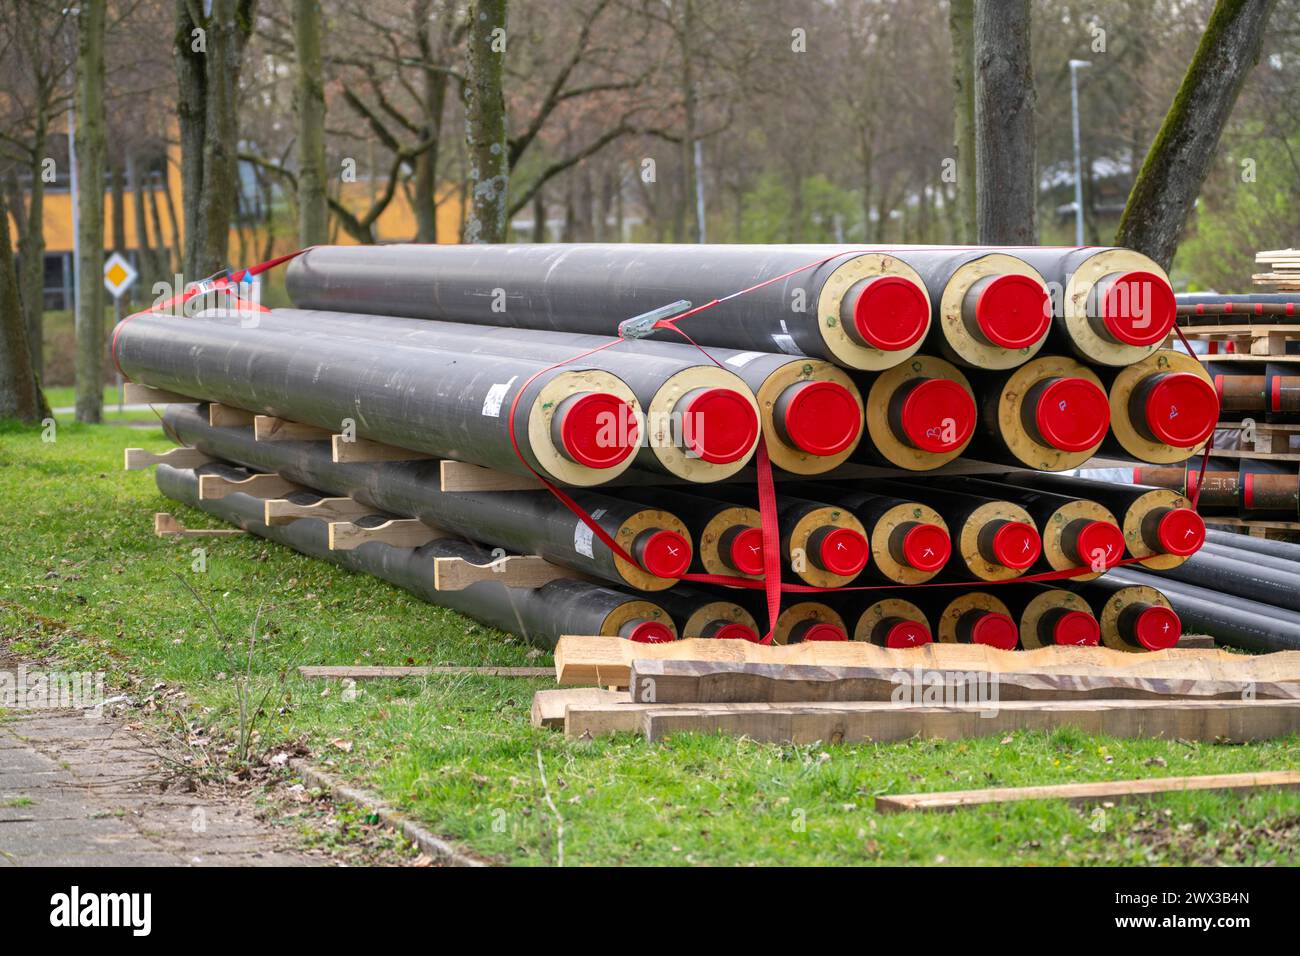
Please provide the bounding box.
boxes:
[103,252,138,299]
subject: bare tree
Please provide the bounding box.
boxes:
[949,0,976,242]
[1116,0,1278,269]
[464,0,508,242]
[174,0,256,278]
[0,187,45,423]
[974,0,1037,243]
[74,0,106,424]
[294,0,327,245]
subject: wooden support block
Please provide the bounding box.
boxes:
[253,415,332,442]
[123,383,196,404]
[331,435,433,464]
[300,665,553,680]
[553,636,1300,689]
[433,555,587,591]
[327,518,446,551]
[874,770,1300,814]
[198,472,302,501]
[154,512,246,538]
[439,459,543,492]
[531,688,628,729]
[616,699,1300,745]
[124,446,212,471]
[263,496,375,526]
[624,658,1300,705]
[208,403,256,427]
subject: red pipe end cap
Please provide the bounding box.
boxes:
[1142,373,1218,447]
[1033,377,1111,452]
[1051,611,1101,646]
[1156,508,1206,556]
[637,529,693,579]
[727,527,765,576]
[801,623,849,642]
[882,620,933,648]
[780,381,862,456]
[1098,271,1176,346]
[973,274,1051,349]
[1070,521,1126,570]
[851,276,929,351]
[558,393,639,468]
[970,612,1019,650]
[817,527,870,577]
[1134,606,1182,651]
[714,623,760,642]
[991,521,1041,569]
[627,620,675,644]
[681,388,759,464]
[901,523,951,571]
[897,378,976,452]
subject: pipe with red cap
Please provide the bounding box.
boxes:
[853,356,979,470]
[776,601,852,644]
[605,487,763,580]
[160,403,694,591]
[966,355,1111,471]
[994,471,1205,567]
[1071,577,1182,652]
[650,586,762,642]
[114,310,645,487]
[783,482,952,583]
[154,462,676,648]
[205,308,764,481]
[996,584,1101,649]
[870,480,1041,582]
[1204,363,1300,422]
[1100,349,1219,463]
[284,243,935,371]
[903,590,1020,649]
[1108,567,1300,652]
[1204,528,1300,562]
[921,475,1125,578]
[839,596,933,647]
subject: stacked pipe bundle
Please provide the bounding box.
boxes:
[123,241,1241,652]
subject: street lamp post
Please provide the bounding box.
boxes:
[1069,58,1092,247]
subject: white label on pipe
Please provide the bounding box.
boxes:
[574,508,606,558]
[771,333,800,355]
[724,351,766,368]
[481,376,518,417]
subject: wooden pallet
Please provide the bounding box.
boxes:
[1213,420,1299,456]
[1203,517,1300,540]
[1171,323,1300,357]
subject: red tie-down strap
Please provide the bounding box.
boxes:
[109,249,308,377]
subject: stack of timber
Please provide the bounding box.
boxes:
[118,242,1254,660]
[1254,249,1300,290]
[532,636,1300,743]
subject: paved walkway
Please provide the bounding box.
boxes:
[0,707,318,867]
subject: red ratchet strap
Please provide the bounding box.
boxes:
[110,249,308,377]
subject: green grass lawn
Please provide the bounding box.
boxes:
[0,420,1297,865]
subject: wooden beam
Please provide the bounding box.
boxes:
[124,446,212,470]
[439,459,543,492]
[253,415,332,441]
[331,435,433,463]
[433,555,587,591]
[531,688,627,729]
[300,665,553,680]
[208,403,257,427]
[553,636,1300,689]
[123,383,196,404]
[625,658,1300,705]
[263,496,376,526]
[874,770,1300,814]
[327,518,446,550]
[198,472,301,501]
[558,699,1300,744]
[154,512,246,538]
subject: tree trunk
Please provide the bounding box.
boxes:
[412,0,450,244]
[974,0,1037,244]
[18,108,48,378]
[463,0,508,243]
[677,0,699,243]
[295,0,328,246]
[74,0,106,424]
[1115,0,1277,270]
[0,189,45,424]
[175,0,254,277]
[127,153,156,301]
[948,0,977,243]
